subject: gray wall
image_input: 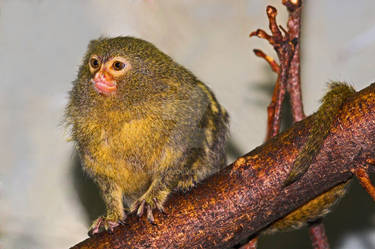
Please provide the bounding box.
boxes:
[0,0,374,248]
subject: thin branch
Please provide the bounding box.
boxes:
[284,0,305,122]
[250,4,299,139]
[266,78,281,139]
[253,49,280,73]
[352,168,375,201]
[309,220,330,249]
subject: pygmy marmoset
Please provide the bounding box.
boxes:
[65,37,229,236]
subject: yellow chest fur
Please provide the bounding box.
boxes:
[76,113,167,197]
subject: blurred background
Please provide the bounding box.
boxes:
[1,0,375,248]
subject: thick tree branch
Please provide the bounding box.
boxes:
[71,83,375,249]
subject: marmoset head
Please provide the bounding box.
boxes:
[73,37,187,102]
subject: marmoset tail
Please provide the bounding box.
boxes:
[285,82,356,185]
[267,82,355,233]
[65,37,229,236]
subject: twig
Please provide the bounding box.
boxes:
[352,167,375,201]
[250,1,303,139]
[253,49,280,73]
[309,220,330,249]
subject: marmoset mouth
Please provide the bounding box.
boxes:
[91,77,117,95]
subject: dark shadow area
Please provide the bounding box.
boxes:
[70,151,105,226]
[254,179,375,249]
[326,177,375,249]
[259,226,311,249]
[279,93,294,132]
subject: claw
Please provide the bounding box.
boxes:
[153,198,166,214]
[147,205,155,224]
[88,217,103,237]
[133,197,167,224]
[107,221,119,233]
[88,215,124,237]
[137,199,146,217]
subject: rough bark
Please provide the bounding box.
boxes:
[71,83,375,249]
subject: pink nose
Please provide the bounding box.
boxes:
[92,72,117,95]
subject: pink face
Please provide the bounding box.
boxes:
[88,55,131,96]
